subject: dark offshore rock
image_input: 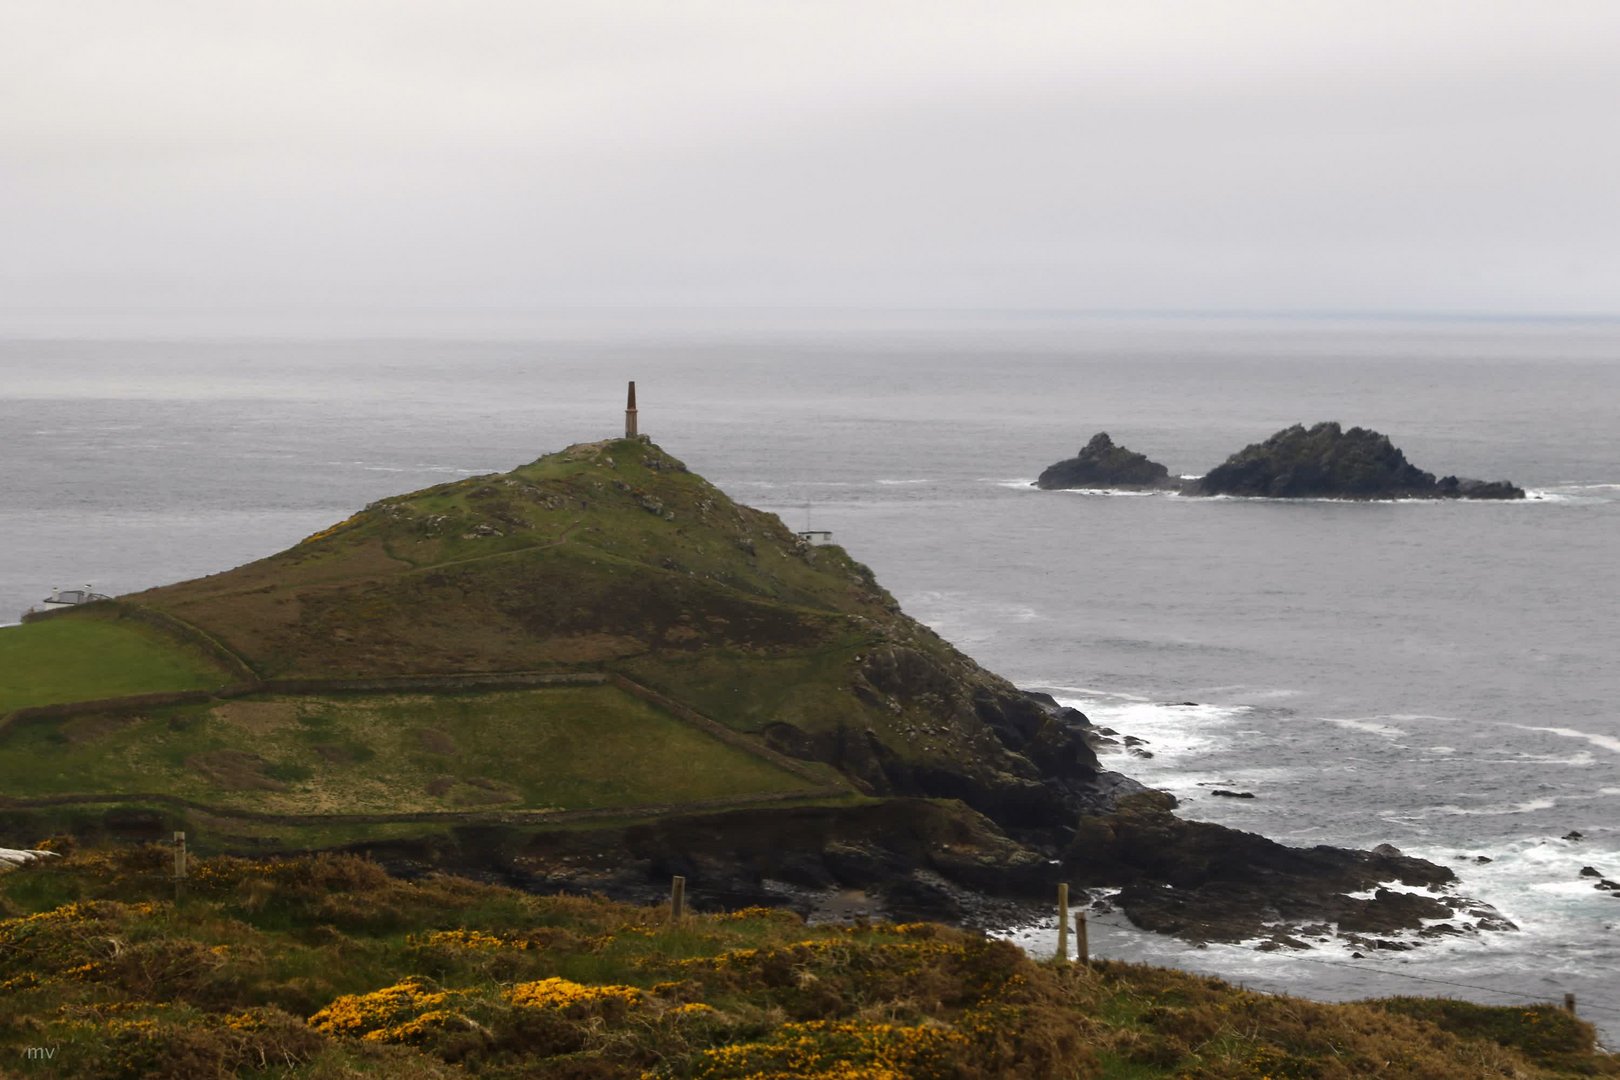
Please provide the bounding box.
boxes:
[1435,476,1524,500]
[1035,432,1175,490]
[1190,422,1524,500]
[1066,792,1507,945]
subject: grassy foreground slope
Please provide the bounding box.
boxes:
[0,849,1612,1080]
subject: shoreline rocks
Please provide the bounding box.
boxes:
[1063,792,1513,948]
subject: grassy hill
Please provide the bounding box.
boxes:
[128,438,895,678]
[0,848,1612,1080]
[0,438,1088,862]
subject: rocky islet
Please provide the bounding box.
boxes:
[1037,422,1526,499]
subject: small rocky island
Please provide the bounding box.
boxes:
[1191,422,1525,499]
[1037,423,1525,499]
[1034,432,1175,490]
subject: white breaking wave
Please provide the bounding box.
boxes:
[1507,724,1620,756]
[1033,684,1152,702]
[1342,879,1446,901]
[1478,751,1596,767]
[1402,798,1560,818]
[1524,487,1614,504]
[1318,716,1409,739]
[1048,694,1255,789]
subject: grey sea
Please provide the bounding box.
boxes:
[3,316,1617,1039]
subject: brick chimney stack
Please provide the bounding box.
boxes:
[625,381,638,439]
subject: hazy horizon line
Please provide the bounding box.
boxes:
[4,306,1620,343]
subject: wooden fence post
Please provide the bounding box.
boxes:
[1564,993,1577,1016]
[1074,910,1089,967]
[670,875,686,923]
[1056,883,1070,964]
[172,831,187,901]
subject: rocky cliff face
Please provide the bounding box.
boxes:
[1190,422,1525,499]
[1035,433,1174,490]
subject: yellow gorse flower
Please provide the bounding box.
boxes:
[307,976,465,1043]
[411,928,525,951]
[505,976,642,1011]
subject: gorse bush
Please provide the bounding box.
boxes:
[0,848,1613,1079]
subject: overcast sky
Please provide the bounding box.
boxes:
[4,2,1618,334]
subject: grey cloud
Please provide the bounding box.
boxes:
[2,1,1617,333]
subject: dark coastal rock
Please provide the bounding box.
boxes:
[1435,476,1524,500]
[1580,865,1602,877]
[1035,433,1175,490]
[362,798,1060,922]
[1188,422,1524,500]
[1564,830,1584,841]
[1210,789,1256,799]
[1065,792,1506,945]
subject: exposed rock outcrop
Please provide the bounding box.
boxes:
[1189,422,1525,499]
[1067,792,1514,947]
[1035,433,1175,490]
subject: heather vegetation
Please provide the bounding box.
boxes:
[0,848,1611,1079]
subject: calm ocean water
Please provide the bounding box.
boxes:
[2,317,1617,1037]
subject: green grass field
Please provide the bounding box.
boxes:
[0,685,823,815]
[0,616,232,713]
